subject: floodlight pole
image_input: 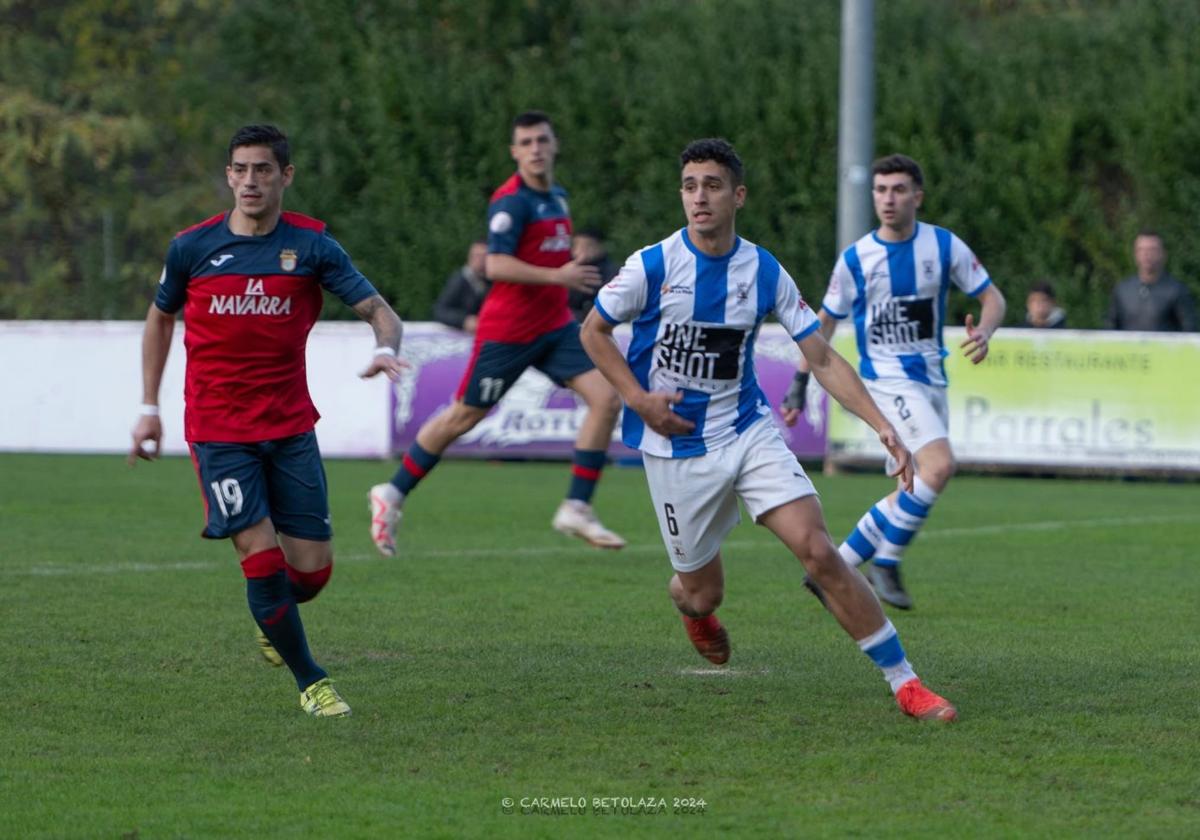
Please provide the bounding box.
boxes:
[837,0,875,251]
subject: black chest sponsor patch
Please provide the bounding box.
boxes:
[868,297,934,345]
[656,324,745,380]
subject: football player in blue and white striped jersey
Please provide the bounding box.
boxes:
[582,139,957,722]
[785,154,1007,609]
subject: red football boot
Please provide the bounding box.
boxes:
[681,614,730,665]
[895,678,957,722]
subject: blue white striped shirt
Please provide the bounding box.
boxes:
[595,229,819,458]
[823,222,991,387]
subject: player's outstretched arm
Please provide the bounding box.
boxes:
[486,253,601,293]
[579,310,695,438]
[961,284,1006,364]
[782,309,838,427]
[129,304,174,465]
[353,294,409,381]
[797,330,913,491]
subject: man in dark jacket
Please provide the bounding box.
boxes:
[433,240,490,333]
[1106,231,1196,332]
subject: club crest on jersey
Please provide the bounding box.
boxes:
[735,281,750,302]
[279,249,298,272]
[539,223,572,253]
[923,260,935,282]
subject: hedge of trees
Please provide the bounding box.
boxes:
[3,0,1198,326]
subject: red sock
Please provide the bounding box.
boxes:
[241,547,286,578]
[285,561,332,604]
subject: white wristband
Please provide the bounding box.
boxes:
[373,346,397,357]
[139,404,160,416]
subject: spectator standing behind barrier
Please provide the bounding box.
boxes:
[1024,281,1067,328]
[567,227,618,321]
[432,240,490,333]
[1105,231,1197,331]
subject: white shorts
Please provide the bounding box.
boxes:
[642,417,817,573]
[865,378,950,472]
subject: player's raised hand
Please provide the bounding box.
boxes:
[633,390,696,437]
[359,351,411,382]
[128,415,162,466]
[555,260,602,293]
[878,423,915,492]
[960,313,991,364]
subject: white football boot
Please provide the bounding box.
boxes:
[551,499,626,550]
[368,483,403,557]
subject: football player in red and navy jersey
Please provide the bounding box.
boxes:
[129,124,406,718]
[369,111,626,555]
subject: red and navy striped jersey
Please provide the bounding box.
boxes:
[479,173,574,342]
[155,211,377,443]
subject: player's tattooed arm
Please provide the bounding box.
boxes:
[353,294,409,381]
[354,294,403,351]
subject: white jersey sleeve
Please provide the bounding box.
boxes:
[594,250,649,325]
[820,253,856,319]
[950,233,991,296]
[774,265,820,340]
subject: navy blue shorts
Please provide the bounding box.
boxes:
[188,430,332,541]
[456,321,595,408]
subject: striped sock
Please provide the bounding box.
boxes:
[874,478,939,568]
[242,548,326,690]
[838,503,889,567]
[566,449,607,504]
[390,442,441,496]
[857,619,918,693]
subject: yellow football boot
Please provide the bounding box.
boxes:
[300,677,351,718]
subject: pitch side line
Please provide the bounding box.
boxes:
[16,512,1198,576]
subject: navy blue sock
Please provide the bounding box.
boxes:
[566,449,607,503]
[242,548,326,690]
[390,442,441,496]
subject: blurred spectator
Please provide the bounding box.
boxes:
[1023,281,1067,328]
[567,227,618,321]
[432,239,490,333]
[1105,230,1196,331]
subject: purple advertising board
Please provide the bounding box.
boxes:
[390,323,827,460]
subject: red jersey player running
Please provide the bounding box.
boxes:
[369,111,625,555]
[130,124,406,718]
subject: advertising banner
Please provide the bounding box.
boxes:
[827,328,1200,473]
[390,323,826,460]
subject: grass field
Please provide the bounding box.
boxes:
[3,452,1198,838]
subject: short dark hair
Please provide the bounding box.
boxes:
[511,110,554,137]
[679,138,744,185]
[872,153,923,188]
[229,124,290,169]
[1029,281,1056,299]
[1135,228,1164,243]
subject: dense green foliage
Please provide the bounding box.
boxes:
[3,0,1198,325]
[3,453,1199,835]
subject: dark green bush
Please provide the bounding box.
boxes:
[2,0,1196,325]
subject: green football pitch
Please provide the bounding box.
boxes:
[3,453,1198,838]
